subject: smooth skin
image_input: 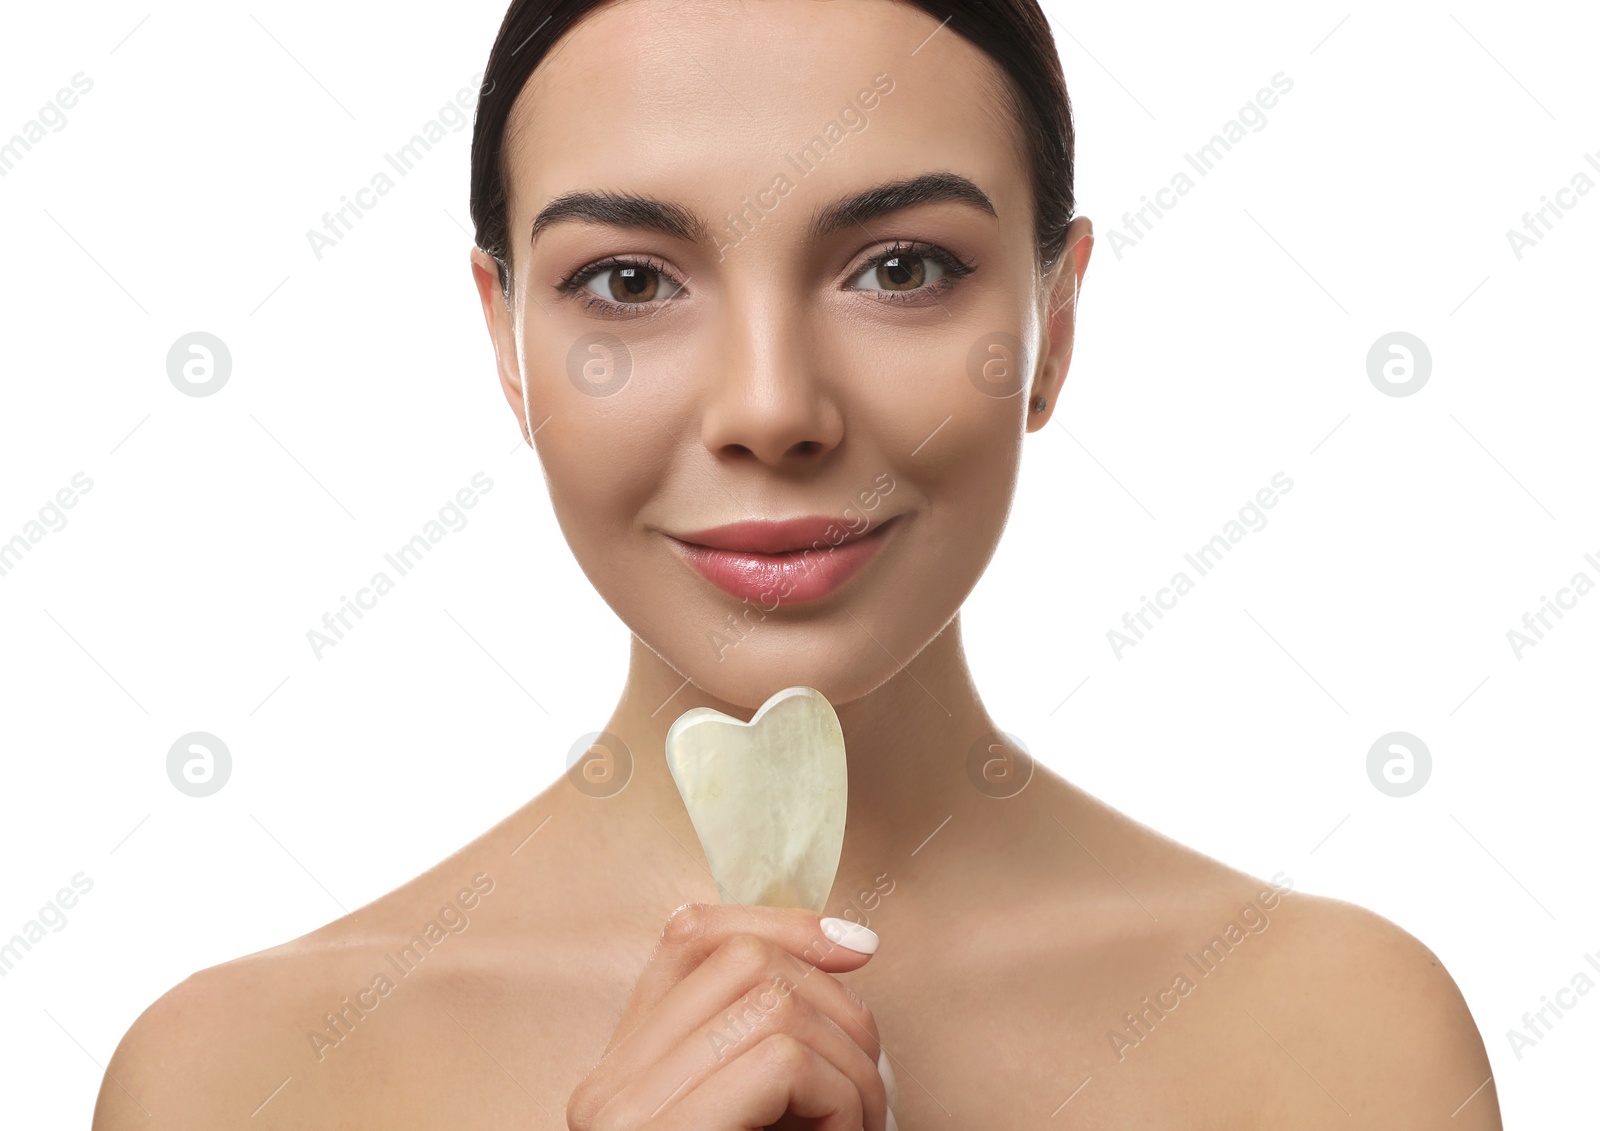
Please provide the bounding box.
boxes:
[93,1,1501,1127]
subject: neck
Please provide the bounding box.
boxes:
[592,612,998,911]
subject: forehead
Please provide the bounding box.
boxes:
[501,0,1028,243]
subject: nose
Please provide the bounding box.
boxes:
[698,306,844,469]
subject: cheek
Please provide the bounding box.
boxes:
[522,328,675,534]
[859,320,1026,510]
[885,324,1028,591]
[916,398,1021,571]
[839,318,1025,457]
[532,407,665,576]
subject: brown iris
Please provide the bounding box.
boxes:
[875,253,925,292]
[609,265,660,303]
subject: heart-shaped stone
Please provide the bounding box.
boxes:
[665,685,848,913]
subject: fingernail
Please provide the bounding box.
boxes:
[878,1048,899,1109]
[819,916,879,954]
[885,1108,898,1131]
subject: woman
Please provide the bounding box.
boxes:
[94,1,1500,1127]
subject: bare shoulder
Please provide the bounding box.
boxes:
[90,789,642,1129]
[1028,778,1501,1128]
[91,855,529,1128]
[91,941,330,1129]
[1232,888,1501,1128]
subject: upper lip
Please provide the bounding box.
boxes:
[672,515,896,554]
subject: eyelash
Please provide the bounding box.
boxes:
[555,254,680,317]
[554,241,977,317]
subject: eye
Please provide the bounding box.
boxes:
[585,262,680,304]
[559,256,685,314]
[847,242,975,302]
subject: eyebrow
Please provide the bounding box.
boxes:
[528,171,998,248]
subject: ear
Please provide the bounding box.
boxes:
[470,246,531,443]
[1027,215,1093,433]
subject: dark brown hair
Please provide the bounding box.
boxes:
[469,0,1074,299]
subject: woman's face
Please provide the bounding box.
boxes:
[473,0,1090,710]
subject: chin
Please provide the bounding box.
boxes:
[689,653,901,712]
[639,600,938,712]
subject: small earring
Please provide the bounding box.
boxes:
[1030,394,1048,414]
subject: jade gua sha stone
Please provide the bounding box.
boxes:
[664,685,848,914]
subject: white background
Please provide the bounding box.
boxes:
[1,0,1594,1124]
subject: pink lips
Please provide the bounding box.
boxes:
[668,515,901,604]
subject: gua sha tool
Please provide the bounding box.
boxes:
[664,685,847,914]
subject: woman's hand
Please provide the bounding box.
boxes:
[567,903,893,1130]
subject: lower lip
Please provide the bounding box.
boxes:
[670,519,900,605]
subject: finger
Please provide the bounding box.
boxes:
[609,904,878,1054]
[597,941,888,1129]
[633,930,882,1064]
[645,1033,868,1131]
[575,933,883,1121]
